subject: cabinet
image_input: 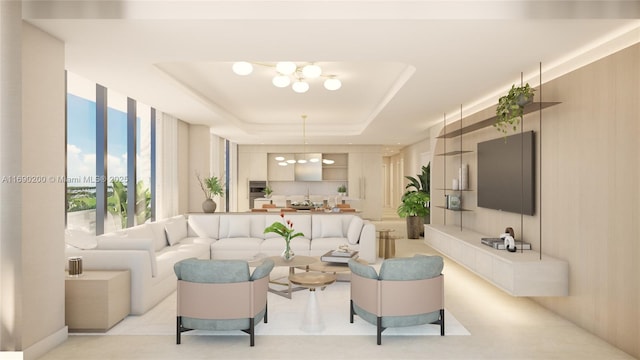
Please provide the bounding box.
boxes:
[348,152,383,220]
[321,153,347,181]
[267,153,295,181]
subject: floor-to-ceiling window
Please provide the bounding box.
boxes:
[66,71,155,234]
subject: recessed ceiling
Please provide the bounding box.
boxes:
[24,1,640,148]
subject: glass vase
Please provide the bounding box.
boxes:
[281,245,295,262]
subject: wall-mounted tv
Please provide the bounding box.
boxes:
[477,131,535,215]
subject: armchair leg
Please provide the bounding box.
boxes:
[350,300,354,323]
[176,316,181,345]
[264,302,268,324]
[249,318,255,347]
[377,317,383,345]
[440,309,445,336]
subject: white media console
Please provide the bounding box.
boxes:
[425,224,568,296]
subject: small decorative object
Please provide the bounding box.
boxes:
[495,83,535,135]
[452,178,459,190]
[264,213,304,262]
[337,184,347,195]
[447,194,462,210]
[263,185,273,199]
[196,172,225,213]
[68,256,83,276]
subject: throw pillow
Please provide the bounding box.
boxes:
[165,218,187,246]
[346,217,364,245]
[64,229,98,250]
[320,216,343,238]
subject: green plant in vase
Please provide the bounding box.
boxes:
[264,213,304,261]
[495,83,535,135]
[263,185,273,198]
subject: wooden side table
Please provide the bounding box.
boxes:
[377,229,396,259]
[65,270,130,331]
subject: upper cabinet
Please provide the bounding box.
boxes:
[267,153,295,181]
[322,153,348,181]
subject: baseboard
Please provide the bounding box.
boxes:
[21,326,68,360]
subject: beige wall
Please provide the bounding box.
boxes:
[430,43,639,358]
[0,20,66,358]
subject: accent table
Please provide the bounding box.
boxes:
[288,272,337,333]
[376,228,396,259]
[65,270,130,331]
[267,255,318,299]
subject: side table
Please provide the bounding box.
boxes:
[377,229,396,259]
[65,270,130,331]
[267,256,318,299]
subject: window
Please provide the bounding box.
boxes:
[66,71,155,234]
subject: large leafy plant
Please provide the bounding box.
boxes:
[495,83,535,134]
[404,164,430,197]
[397,191,430,218]
[107,180,151,229]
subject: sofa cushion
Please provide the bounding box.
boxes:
[224,216,251,238]
[135,222,167,252]
[165,217,187,246]
[320,216,344,238]
[346,216,363,245]
[188,214,220,239]
[65,229,98,250]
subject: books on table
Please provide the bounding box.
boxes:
[320,250,359,263]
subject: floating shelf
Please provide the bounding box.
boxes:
[438,102,561,139]
[435,150,473,156]
[435,206,471,212]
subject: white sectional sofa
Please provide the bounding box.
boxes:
[65,212,376,315]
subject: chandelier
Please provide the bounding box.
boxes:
[274,115,334,166]
[232,61,342,93]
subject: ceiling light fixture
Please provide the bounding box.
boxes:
[232,61,342,93]
[272,115,333,166]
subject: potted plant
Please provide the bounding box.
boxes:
[263,185,273,199]
[397,191,430,239]
[337,184,347,195]
[404,163,430,225]
[196,172,224,213]
[495,83,535,134]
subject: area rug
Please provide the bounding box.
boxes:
[80,281,469,337]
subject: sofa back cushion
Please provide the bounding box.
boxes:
[218,215,265,239]
[312,214,355,239]
[127,223,168,252]
[97,235,158,277]
[165,216,188,246]
[188,214,220,239]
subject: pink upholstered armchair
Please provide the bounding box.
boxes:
[348,255,445,344]
[174,258,274,346]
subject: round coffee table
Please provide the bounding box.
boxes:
[267,255,318,299]
[288,272,337,333]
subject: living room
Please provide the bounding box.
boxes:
[1,1,639,359]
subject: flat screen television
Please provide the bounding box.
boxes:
[477,131,535,215]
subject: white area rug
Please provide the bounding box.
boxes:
[84,281,469,337]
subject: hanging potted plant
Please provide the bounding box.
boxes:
[495,83,535,134]
[396,191,430,239]
[196,172,224,213]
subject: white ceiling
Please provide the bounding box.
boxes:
[24,1,640,155]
